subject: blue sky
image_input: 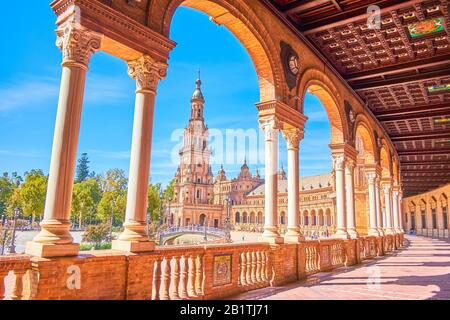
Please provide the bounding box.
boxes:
[0,3,331,186]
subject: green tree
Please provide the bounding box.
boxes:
[75,153,90,183]
[71,178,102,228]
[82,223,112,249]
[19,169,47,223]
[148,183,162,221]
[96,169,127,224]
[6,188,21,219]
[0,172,14,217]
[164,178,175,202]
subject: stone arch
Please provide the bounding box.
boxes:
[257,211,263,225]
[250,211,255,224]
[242,212,248,224]
[280,211,286,225]
[303,210,309,225]
[354,117,377,165]
[154,0,285,102]
[318,209,324,226]
[297,68,348,144]
[235,211,240,224]
[379,143,392,179]
[311,209,316,225]
[325,208,332,226]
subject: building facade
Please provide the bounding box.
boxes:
[403,183,450,239]
[169,77,336,235]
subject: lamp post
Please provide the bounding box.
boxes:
[168,195,172,226]
[158,190,163,228]
[224,193,232,243]
[10,207,20,254]
[203,216,208,242]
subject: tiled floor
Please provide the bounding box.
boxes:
[230,235,450,300]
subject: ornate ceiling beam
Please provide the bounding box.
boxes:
[390,130,450,142]
[346,55,450,82]
[397,148,450,156]
[375,103,450,121]
[301,0,423,34]
[353,68,450,90]
[401,161,450,166]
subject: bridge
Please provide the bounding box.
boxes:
[159,226,226,245]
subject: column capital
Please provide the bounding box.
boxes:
[128,55,168,93]
[281,128,304,150]
[345,158,356,171]
[332,155,345,171]
[256,100,307,131]
[366,171,376,184]
[259,116,282,141]
[383,183,392,193]
[56,23,103,68]
[329,143,358,162]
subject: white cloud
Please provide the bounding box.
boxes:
[0,149,47,158]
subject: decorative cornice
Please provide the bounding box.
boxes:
[56,22,102,67]
[256,100,307,130]
[127,55,168,93]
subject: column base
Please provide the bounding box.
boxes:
[384,228,395,235]
[368,229,380,237]
[112,240,155,253]
[347,229,359,239]
[334,229,350,239]
[25,241,79,258]
[259,235,284,244]
[377,228,385,236]
[284,234,305,243]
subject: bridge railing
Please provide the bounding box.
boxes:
[160,226,225,237]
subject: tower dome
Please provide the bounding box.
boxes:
[191,69,204,102]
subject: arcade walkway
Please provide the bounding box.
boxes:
[231,236,450,300]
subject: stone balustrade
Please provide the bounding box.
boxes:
[0,234,403,300]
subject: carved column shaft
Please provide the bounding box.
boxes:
[383,183,394,234]
[259,117,283,243]
[333,155,349,239]
[375,177,384,235]
[367,172,379,236]
[115,55,167,251]
[345,160,358,238]
[282,128,304,241]
[28,23,102,257]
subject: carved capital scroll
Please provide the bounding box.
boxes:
[56,23,102,68]
[128,55,168,93]
[281,128,304,150]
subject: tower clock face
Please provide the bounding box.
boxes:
[288,55,299,75]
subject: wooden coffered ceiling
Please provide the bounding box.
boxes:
[265,0,450,197]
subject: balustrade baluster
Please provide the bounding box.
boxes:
[169,256,180,300]
[240,253,247,286]
[179,255,188,299]
[160,257,171,300]
[0,271,7,300]
[246,252,252,285]
[11,270,25,300]
[255,251,262,284]
[251,252,257,284]
[187,255,196,297]
[152,259,162,300]
[195,254,204,296]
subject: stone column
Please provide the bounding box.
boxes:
[26,23,102,258]
[367,172,379,236]
[113,55,167,252]
[259,117,283,244]
[398,192,405,233]
[375,176,384,235]
[392,189,400,233]
[282,128,304,242]
[345,159,358,238]
[333,155,349,239]
[383,183,394,234]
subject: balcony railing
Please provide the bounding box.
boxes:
[0,233,403,300]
